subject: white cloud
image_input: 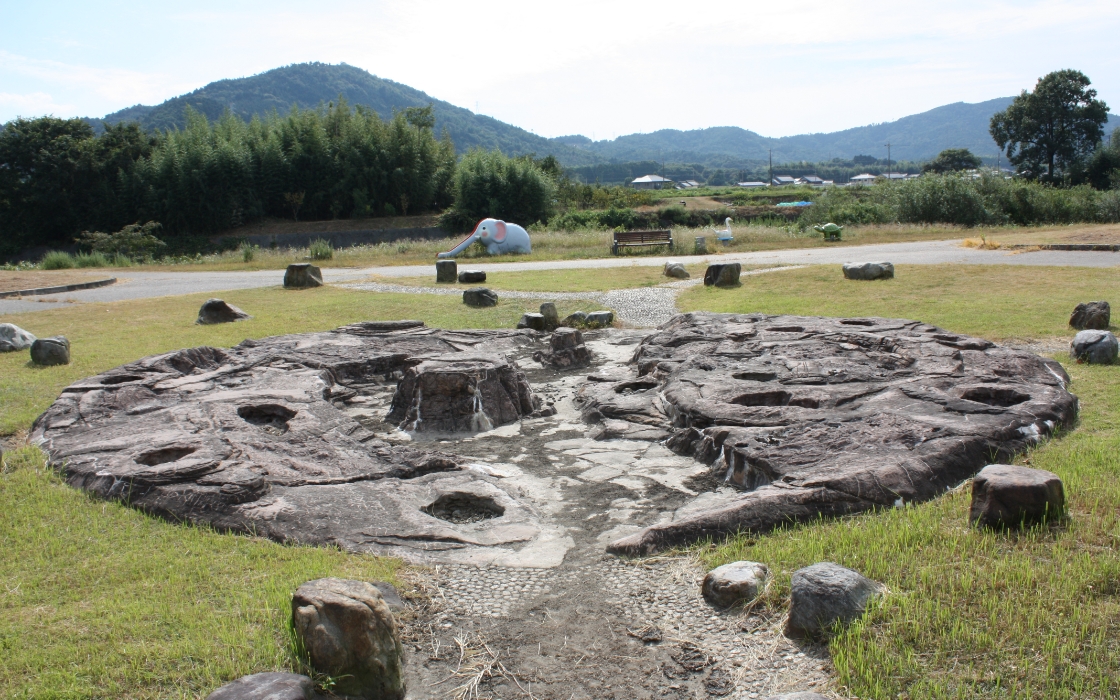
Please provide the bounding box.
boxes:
[0,92,75,118]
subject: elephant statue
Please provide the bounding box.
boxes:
[437,218,532,258]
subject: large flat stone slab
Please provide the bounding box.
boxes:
[577,313,1078,555]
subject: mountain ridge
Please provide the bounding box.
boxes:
[89,63,1118,168]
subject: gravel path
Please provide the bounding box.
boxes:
[340,266,800,328]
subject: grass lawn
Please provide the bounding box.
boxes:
[682,264,1120,698]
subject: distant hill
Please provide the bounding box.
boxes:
[88,63,1118,169]
[90,62,600,165]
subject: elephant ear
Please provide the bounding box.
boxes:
[493,220,507,243]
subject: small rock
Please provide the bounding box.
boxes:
[458,269,486,284]
[970,464,1065,529]
[0,323,36,352]
[463,288,498,308]
[1070,329,1118,364]
[540,302,560,331]
[30,336,70,366]
[842,262,894,280]
[765,693,830,700]
[292,578,405,700]
[664,262,690,279]
[205,672,318,700]
[702,561,769,608]
[197,298,251,325]
[517,313,547,331]
[435,259,457,283]
[786,562,881,638]
[1069,301,1110,330]
[563,311,589,327]
[284,263,323,289]
[703,263,741,287]
[586,310,614,328]
[372,582,406,612]
[534,327,592,369]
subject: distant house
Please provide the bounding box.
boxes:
[772,176,797,186]
[879,173,913,181]
[630,174,675,190]
[676,180,701,189]
[797,176,825,186]
[850,173,877,185]
[736,181,768,188]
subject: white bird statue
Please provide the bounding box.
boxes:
[711,217,733,244]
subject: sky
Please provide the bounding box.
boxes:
[2,0,1118,141]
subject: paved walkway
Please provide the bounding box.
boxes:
[2,239,1117,316]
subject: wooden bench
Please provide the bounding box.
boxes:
[612,229,673,255]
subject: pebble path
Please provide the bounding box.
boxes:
[430,557,833,698]
[340,265,802,328]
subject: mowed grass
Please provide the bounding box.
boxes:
[678,263,1120,341]
[0,286,603,435]
[684,264,1120,698]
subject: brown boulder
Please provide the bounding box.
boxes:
[1069,301,1110,330]
[292,578,404,699]
[970,464,1065,529]
[703,263,741,287]
[534,327,592,369]
[197,298,251,325]
[284,263,322,289]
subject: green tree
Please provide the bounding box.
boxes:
[922,148,983,174]
[990,69,1110,182]
[1085,127,1120,190]
[443,148,557,230]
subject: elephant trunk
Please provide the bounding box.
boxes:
[437,232,478,259]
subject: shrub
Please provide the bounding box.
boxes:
[309,238,333,261]
[444,149,557,231]
[73,251,111,268]
[894,174,999,227]
[40,251,75,269]
[78,222,167,260]
[240,241,256,263]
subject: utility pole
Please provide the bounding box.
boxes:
[769,149,773,186]
[885,143,892,183]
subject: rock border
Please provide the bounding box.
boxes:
[0,277,117,299]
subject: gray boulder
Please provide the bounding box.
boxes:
[516,313,547,331]
[0,323,36,352]
[435,260,457,283]
[540,302,560,331]
[1069,301,1110,330]
[563,311,589,327]
[586,310,614,328]
[30,336,70,366]
[463,287,498,308]
[458,269,486,284]
[205,672,318,700]
[785,562,881,638]
[842,262,894,280]
[292,578,405,700]
[197,299,251,325]
[1071,329,1118,364]
[703,263,741,287]
[970,464,1064,529]
[284,263,323,289]
[701,561,769,608]
[664,262,690,279]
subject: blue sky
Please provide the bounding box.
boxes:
[2,0,1118,139]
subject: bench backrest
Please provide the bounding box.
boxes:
[613,229,672,243]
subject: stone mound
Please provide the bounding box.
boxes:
[30,323,547,560]
[576,313,1078,555]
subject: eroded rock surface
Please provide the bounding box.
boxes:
[31,322,548,561]
[578,313,1078,555]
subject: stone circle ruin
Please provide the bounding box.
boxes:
[31,312,1077,564]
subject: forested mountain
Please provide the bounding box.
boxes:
[89,63,600,166]
[87,63,1118,168]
